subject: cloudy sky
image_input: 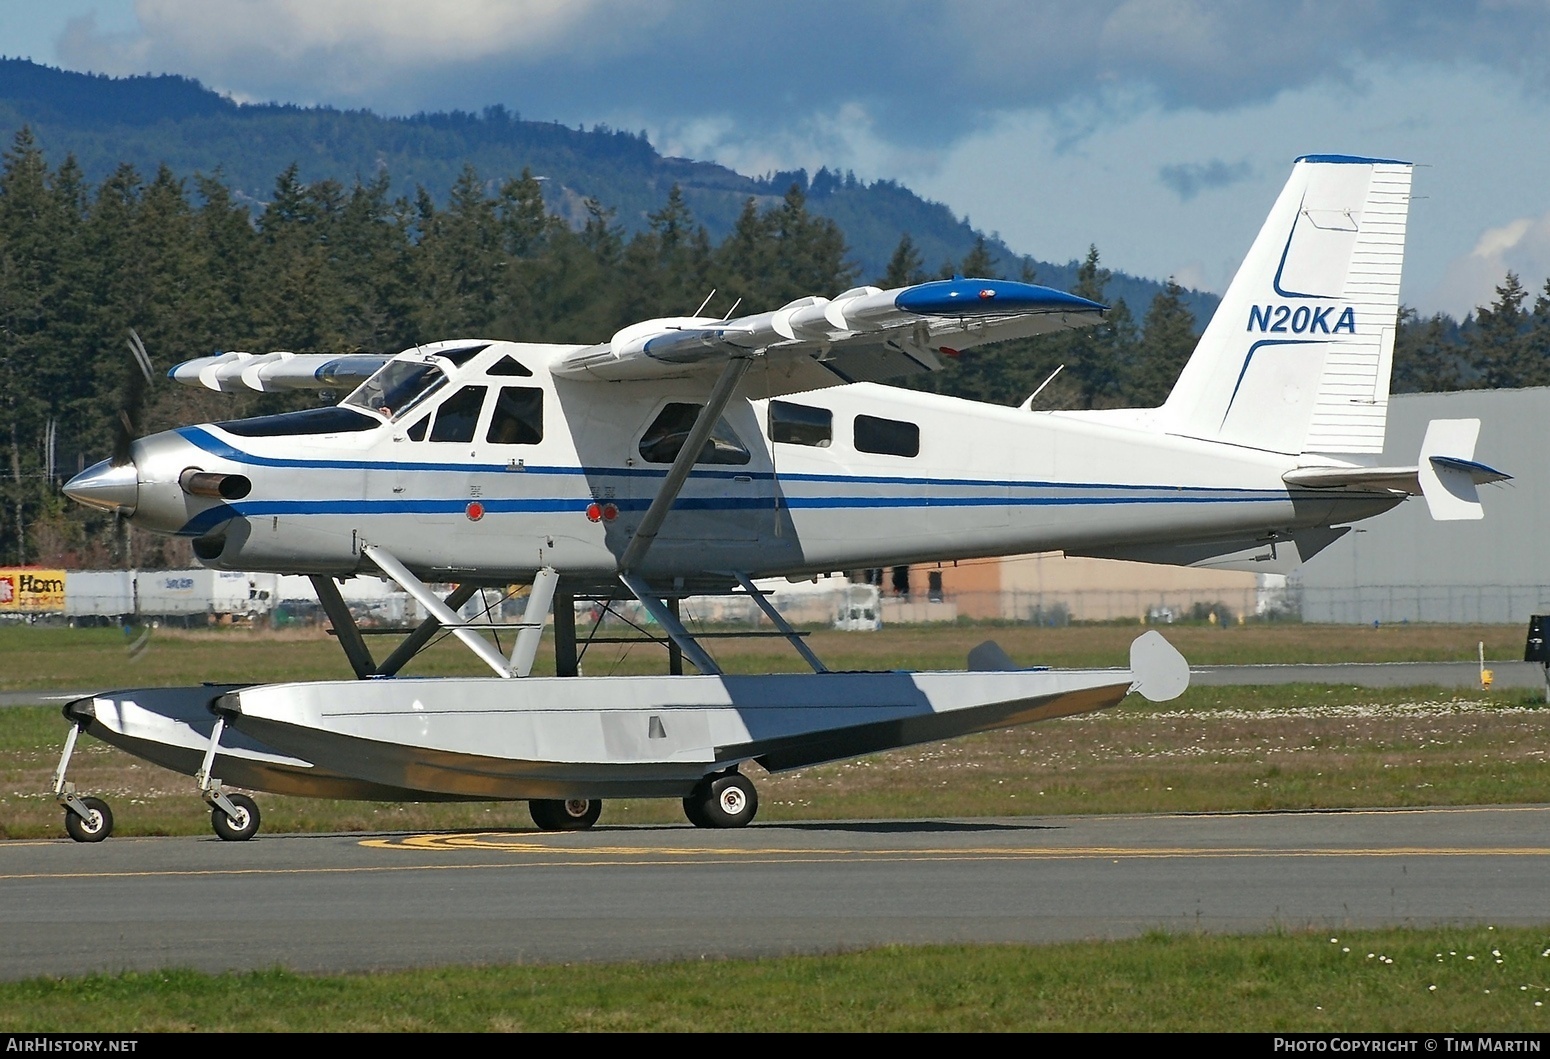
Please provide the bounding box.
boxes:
[9,1,1550,318]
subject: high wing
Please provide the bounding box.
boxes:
[165,277,1105,398]
[167,350,393,393]
[549,277,1105,396]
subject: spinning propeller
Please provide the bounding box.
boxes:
[111,329,154,467]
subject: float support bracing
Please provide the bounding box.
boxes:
[619,572,721,675]
[363,544,512,678]
[667,597,684,676]
[374,582,481,677]
[311,575,376,678]
[509,566,558,676]
[553,580,578,677]
[733,572,829,673]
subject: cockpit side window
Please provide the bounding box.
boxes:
[486,387,543,445]
[428,385,487,443]
[345,361,447,421]
[639,402,750,465]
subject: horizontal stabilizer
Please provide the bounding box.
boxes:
[1418,418,1509,521]
[1282,465,1420,492]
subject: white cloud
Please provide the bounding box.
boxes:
[61,0,664,105]
[1428,214,1550,318]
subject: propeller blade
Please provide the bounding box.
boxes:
[111,329,154,467]
[127,329,154,384]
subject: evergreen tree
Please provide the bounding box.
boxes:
[957,234,999,279]
[879,233,924,288]
[1392,306,1466,393]
[1472,272,1529,388]
[1133,277,1197,406]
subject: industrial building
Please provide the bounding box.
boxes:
[1290,387,1549,624]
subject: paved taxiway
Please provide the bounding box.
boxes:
[1,805,1546,979]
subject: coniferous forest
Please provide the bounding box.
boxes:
[1,128,1547,569]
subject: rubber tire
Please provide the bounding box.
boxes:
[688,772,758,829]
[681,793,711,828]
[64,797,113,843]
[529,798,602,831]
[211,792,260,842]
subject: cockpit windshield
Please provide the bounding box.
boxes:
[344,360,447,421]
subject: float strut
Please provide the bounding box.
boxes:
[194,715,245,820]
[51,722,96,822]
[375,582,481,677]
[311,575,376,678]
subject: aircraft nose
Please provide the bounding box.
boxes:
[64,459,139,515]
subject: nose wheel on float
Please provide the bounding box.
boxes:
[53,722,115,843]
[196,716,262,841]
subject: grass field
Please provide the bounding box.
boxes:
[2,620,1545,1031]
[1,621,1545,838]
[0,618,1530,688]
[2,927,1546,1032]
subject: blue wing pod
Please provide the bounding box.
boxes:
[894,278,1107,318]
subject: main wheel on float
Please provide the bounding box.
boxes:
[683,772,758,829]
[64,797,113,843]
[529,798,602,831]
[211,792,260,842]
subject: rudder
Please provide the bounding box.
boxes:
[1157,155,1413,456]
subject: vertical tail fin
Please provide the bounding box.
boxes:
[1158,155,1413,456]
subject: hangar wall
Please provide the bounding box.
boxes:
[1290,387,1550,624]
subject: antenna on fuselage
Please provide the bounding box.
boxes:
[692,289,718,318]
[1019,364,1065,411]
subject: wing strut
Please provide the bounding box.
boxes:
[619,355,753,573]
[612,356,753,678]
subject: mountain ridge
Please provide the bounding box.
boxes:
[0,57,1216,322]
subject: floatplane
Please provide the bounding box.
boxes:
[53,155,1503,841]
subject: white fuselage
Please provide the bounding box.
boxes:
[122,340,1397,587]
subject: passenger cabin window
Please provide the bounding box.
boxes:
[486,386,543,445]
[769,400,832,447]
[854,414,919,458]
[639,403,750,465]
[428,385,487,443]
[488,355,534,377]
